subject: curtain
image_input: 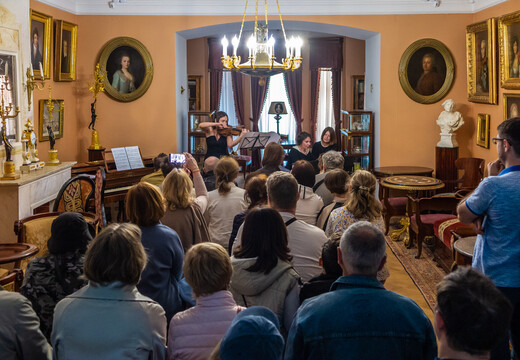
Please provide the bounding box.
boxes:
[208,38,224,112]
[284,69,303,134]
[219,72,238,126]
[310,69,319,142]
[231,71,245,126]
[250,76,270,169]
[316,70,334,138]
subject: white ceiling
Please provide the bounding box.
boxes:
[36,0,508,16]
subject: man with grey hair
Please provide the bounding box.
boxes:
[285,221,436,359]
[314,151,344,206]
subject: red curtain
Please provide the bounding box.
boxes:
[250,77,270,169]
[284,69,303,134]
[231,72,245,126]
[208,38,223,112]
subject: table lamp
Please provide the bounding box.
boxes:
[268,101,287,135]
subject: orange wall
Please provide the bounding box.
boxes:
[30,1,520,168]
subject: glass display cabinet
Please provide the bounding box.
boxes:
[340,110,374,173]
[188,111,211,165]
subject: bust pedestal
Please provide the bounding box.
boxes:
[437,134,458,148]
[436,146,458,193]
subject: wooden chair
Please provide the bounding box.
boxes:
[380,181,407,235]
[455,157,485,191]
[0,244,38,292]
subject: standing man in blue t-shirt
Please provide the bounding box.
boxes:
[457,117,520,360]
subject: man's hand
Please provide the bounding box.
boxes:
[472,216,485,235]
[487,159,504,177]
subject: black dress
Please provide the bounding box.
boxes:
[312,142,339,160]
[205,135,228,159]
[286,147,315,171]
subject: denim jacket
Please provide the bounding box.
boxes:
[285,275,437,360]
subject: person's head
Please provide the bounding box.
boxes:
[324,168,349,195]
[480,39,487,60]
[346,170,382,220]
[153,153,168,171]
[435,266,512,357]
[47,212,93,255]
[339,221,386,277]
[442,99,455,112]
[120,54,130,69]
[261,142,285,168]
[512,36,518,54]
[296,131,312,151]
[32,29,39,46]
[235,208,291,274]
[244,175,268,210]
[204,156,219,173]
[267,172,298,211]
[160,160,175,177]
[214,111,229,127]
[496,116,520,160]
[291,160,315,188]
[126,182,165,227]
[220,306,284,360]
[215,156,239,195]
[163,168,193,210]
[321,238,342,278]
[83,223,147,285]
[322,151,344,172]
[183,243,232,298]
[62,40,68,55]
[422,53,435,72]
[321,127,336,145]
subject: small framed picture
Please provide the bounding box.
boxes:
[38,99,64,141]
[504,93,520,121]
[54,20,78,81]
[30,10,52,80]
[498,10,520,89]
[476,114,490,148]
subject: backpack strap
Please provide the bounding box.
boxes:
[313,178,325,192]
[285,217,297,227]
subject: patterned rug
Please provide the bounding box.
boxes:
[385,234,450,311]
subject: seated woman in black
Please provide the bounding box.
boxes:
[286,131,314,170]
[312,127,339,159]
[199,111,247,159]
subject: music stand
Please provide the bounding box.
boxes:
[239,132,281,151]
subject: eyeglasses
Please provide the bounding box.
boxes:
[492,137,506,145]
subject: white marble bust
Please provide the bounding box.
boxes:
[436,99,464,148]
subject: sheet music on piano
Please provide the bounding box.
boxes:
[111,146,144,171]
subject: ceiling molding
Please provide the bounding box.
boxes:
[35,0,508,16]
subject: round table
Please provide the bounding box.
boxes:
[373,166,434,178]
[453,236,476,266]
[0,243,39,265]
[380,176,444,247]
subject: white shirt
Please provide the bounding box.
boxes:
[233,211,328,283]
[205,183,247,252]
[295,185,324,226]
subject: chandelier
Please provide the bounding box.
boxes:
[221,0,302,83]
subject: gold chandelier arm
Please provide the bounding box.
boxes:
[238,0,249,43]
[276,0,287,43]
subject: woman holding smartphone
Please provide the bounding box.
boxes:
[199,111,248,159]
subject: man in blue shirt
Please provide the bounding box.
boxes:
[285,221,436,360]
[457,117,520,360]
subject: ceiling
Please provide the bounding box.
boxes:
[37,0,507,16]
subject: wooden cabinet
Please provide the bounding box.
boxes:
[340,110,374,173]
[188,111,211,165]
[353,75,365,110]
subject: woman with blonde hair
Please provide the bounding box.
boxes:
[325,170,389,283]
[126,182,184,322]
[162,152,210,253]
[205,157,247,252]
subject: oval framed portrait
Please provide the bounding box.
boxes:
[98,37,153,102]
[398,38,454,104]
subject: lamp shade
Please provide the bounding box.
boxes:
[268,101,288,115]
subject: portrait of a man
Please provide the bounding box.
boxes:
[406,46,447,97]
[30,23,43,70]
[61,30,71,74]
[477,36,488,93]
[414,53,444,96]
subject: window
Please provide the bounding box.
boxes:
[219,71,238,126]
[258,73,296,143]
[315,68,334,139]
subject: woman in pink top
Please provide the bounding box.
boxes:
[167,243,244,360]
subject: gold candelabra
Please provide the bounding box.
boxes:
[0,76,20,179]
[45,85,61,165]
[25,66,45,111]
[88,64,106,150]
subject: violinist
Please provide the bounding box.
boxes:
[199,111,248,159]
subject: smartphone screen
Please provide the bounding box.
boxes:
[169,153,186,164]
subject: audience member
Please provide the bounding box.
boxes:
[126,182,184,322]
[228,175,268,254]
[247,142,288,180]
[141,152,168,187]
[219,306,284,360]
[202,156,218,192]
[311,127,339,161]
[299,236,342,303]
[291,160,323,225]
[162,153,210,252]
[0,285,51,360]
[435,266,512,360]
[285,221,437,360]
[20,212,93,340]
[51,223,167,359]
[314,151,344,206]
[326,169,389,283]
[168,243,244,360]
[457,117,520,359]
[286,131,314,171]
[205,157,247,252]
[316,169,349,230]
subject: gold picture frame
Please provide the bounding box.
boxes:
[466,19,497,104]
[30,10,52,80]
[398,38,455,104]
[98,37,153,102]
[476,113,490,148]
[503,93,520,120]
[498,10,520,89]
[54,20,78,81]
[38,99,64,141]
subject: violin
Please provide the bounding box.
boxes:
[218,126,245,137]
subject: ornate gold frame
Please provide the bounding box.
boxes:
[498,10,520,89]
[38,99,64,141]
[98,37,153,102]
[398,38,455,104]
[476,113,490,148]
[466,19,497,104]
[30,10,52,80]
[54,20,78,82]
[503,93,520,121]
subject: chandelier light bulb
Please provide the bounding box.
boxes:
[232,35,239,56]
[295,37,303,57]
[247,35,256,58]
[221,36,229,57]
